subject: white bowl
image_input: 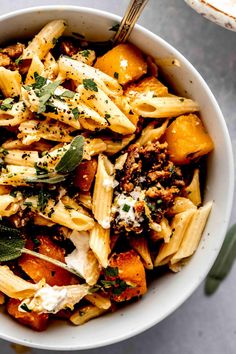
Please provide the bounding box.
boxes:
[0,5,234,351]
[185,0,236,31]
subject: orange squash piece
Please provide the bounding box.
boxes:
[165,114,214,165]
[108,250,147,302]
[7,299,49,331]
[19,236,77,286]
[125,76,168,99]
[74,158,97,191]
[94,43,147,85]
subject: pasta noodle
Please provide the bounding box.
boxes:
[131,96,200,118]
[0,21,214,330]
[92,154,114,229]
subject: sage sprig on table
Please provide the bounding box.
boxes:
[205,223,236,295]
[0,224,83,279]
[28,135,84,184]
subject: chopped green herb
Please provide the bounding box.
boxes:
[37,188,51,212]
[0,98,14,111]
[105,266,119,277]
[32,238,41,247]
[81,49,90,58]
[179,98,185,102]
[61,90,75,98]
[15,56,23,65]
[114,72,119,79]
[55,135,84,174]
[20,303,32,313]
[33,72,47,90]
[0,148,8,156]
[157,199,162,205]
[34,163,48,176]
[122,204,131,212]
[72,107,80,119]
[23,201,32,207]
[83,78,98,92]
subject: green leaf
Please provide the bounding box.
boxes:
[33,72,47,89]
[104,266,119,277]
[38,80,61,97]
[0,224,84,279]
[205,224,236,295]
[72,107,80,119]
[55,135,84,174]
[38,93,51,113]
[20,303,32,313]
[80,49,90,58]
[27,174,66,184]
[83,79,98,92]
[0,98,14,111]
[0,224,25,262]
[61,90,75,98]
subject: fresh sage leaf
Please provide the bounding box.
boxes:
[0,224,25,262]
[0,224,83,278]
[55,135,84,174]
[205,224,236,295]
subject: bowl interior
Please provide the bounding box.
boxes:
[0,6,234,351]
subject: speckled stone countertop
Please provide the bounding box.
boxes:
[0,1,236,353]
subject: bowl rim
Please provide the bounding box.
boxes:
[0,4,234,351]
[185,0,236,31]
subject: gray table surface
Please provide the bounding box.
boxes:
[0,0,236,353]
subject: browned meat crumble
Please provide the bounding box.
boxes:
[112,140,185,234]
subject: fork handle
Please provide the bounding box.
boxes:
[113,0,149,45]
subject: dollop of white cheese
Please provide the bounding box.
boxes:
[120,59,128,68]
[20,286,68,314]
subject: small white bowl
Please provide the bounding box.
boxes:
[0,5,234,351]
[185,0,236,31]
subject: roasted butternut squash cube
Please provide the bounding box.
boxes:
[7,299,49,331]
[95,43,147,85]
[108,250,147,302]
[19,236,77,286]
[125,76,168,99]
[165,114,214,165]
[74,158,98,191]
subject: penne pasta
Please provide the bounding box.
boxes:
[92,154,114,229]
[0,193,22,217]
[131,96,200,118]
[136,119,169,146]
[58,55,123,97]
[150,217,172,243]
[43,52,59,80]
[72,49,96,66]
[83,138,107,159]
[77,84,136,135]
[154,209,195,266]
[129,236,153,269]
[0,266,43,299]
[103,134,135,156]
[3,149,38,167]
[70,305,106,326]
[0,102,33,127]
[25,196,95,231]
[25,55,45,85]
[85,293,111,310]
[170,201,213,266]
[0,67,22,97]
[22,20,67,60]
[169,197,197,215]
[185,169,202,206]
[18,119,75,145]
[89,222,111,268]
